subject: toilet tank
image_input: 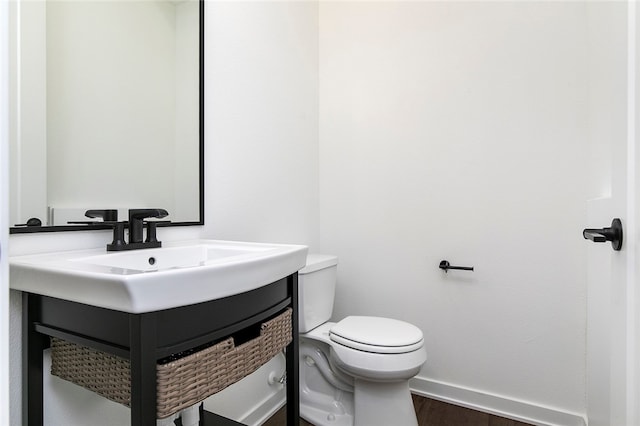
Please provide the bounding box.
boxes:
[298,254,338,333]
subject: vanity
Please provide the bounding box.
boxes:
[7,1,307,423]
[11,240,307,426]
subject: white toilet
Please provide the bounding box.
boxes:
[298,254,427,426]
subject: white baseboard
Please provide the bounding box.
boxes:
[409,377,587,426]
[241,387,286,426]
[240,376,588,426]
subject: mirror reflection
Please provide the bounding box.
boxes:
[9,0,202,232]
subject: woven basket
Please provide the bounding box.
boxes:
[50,308,292,419]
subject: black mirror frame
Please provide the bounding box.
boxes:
[11,0,205,235]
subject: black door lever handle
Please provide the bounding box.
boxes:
[583,218,623,251]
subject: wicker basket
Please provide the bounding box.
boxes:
[50,308,292,419]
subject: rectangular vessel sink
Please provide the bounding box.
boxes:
[10,240,308,313]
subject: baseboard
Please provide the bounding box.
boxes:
[409,377,587,426]
[238,376,587,426]
[240,387,286,426]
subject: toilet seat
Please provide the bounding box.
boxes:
[330,316,424,354]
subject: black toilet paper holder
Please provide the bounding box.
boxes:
[439,260,474,273]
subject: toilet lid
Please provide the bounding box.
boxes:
[330,316,424,354]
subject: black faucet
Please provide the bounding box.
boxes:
[103,208,169,251]
[128,209,168,244]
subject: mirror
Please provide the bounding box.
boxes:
[9,0,204,233]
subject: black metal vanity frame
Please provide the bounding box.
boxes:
[23,274,300,426]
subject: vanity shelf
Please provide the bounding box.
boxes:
[23,274,300,426]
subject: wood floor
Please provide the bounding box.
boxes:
[263,394,534,426]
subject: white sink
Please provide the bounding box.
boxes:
[10,239,308,313]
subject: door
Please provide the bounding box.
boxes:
[585,2,639,425]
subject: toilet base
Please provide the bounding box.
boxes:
[300,400,354,426]
[300,378,419,426]
[353,379,417,426]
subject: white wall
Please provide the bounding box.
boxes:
[319,1,589,422]
[202,0,319,248]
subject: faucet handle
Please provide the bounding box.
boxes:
[106,222,127,251]
[145,222,159,244]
